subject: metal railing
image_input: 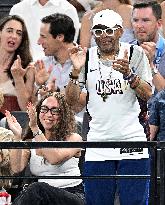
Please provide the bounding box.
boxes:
[0,141,164,205]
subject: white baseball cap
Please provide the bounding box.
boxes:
[92,9,123,29]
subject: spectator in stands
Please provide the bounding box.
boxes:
[132,0,165,37]
[133,0,165,37]
[0,15,34,115]
[6,92,85,205]
[160,1,165,37]
[149,88,165,141]
[9,0,80,60]
[35,13,85,132]
[66,9,152,205]
[80,0,134,48]
[132,1,165,92]
[0,90,18,194]
[67,0,100,21]
[131,1,165,137]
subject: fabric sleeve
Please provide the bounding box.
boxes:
[149,97,160,126]
[130,45,152,85]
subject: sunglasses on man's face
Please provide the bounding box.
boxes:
[92,27,119,37]
[40,105,61,115]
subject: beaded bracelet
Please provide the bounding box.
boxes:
[35,83,47,96]
[70,78,79,85]
[69,72,79,80]
[127,73,137,84]
[123,72,134,81]
[129,75,141,89]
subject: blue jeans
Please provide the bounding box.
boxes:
[83,159,150,205]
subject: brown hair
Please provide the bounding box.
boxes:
[119,0,132,4]
[0,15,32,82]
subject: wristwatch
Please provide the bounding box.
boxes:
[151,67,158,77]
[33,129,42,137]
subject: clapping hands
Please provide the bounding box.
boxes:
[11,55,27,79]
[5,110,22,139]
[35,60,53,86]
[27,102,38,131]
[68,46,87,73]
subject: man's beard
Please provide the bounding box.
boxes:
[137,33,155,45]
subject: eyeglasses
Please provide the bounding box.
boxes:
[40,105,61,115]
[92,28,119,37]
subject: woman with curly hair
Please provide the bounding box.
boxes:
[0,15,34,114]
[5,92,85,205]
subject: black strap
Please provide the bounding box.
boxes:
[85,49,89,81]
[83,49,91,122]
[129,45,134,63]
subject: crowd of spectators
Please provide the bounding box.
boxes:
[0,0,165,205]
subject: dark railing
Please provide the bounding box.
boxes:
[0,141,164,205]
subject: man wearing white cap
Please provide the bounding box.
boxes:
[66,9,152,205]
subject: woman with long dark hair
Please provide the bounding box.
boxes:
[0,15,34,114]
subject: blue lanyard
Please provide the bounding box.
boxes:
[154,37,165,65]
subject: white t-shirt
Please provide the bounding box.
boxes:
[85,43,152,161]
[30,140,82,189]
[10,0,80,61]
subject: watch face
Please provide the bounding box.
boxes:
[152,67,158,76]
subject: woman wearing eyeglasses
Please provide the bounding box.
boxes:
[5,92,85,205]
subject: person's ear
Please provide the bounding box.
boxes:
[118,28,123,38]
[56,34,64,41]
[157,19,162,29]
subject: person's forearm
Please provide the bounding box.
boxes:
[128,74,152,101]
[134,81,152,101]
[152,73,165,91]
[65,80,81,106]
[149,124,159,141]
[14,78,31,110]
[10,136,29,173]
[10,149,26,173]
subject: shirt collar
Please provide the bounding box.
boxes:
[156,34,165,50]
[30,0,38,5]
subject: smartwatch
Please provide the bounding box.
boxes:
[151,67,158,77]
[33,130,42,137]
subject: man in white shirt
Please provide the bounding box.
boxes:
[66,9,152,205]
[10,0,80,60]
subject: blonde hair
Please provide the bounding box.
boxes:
[0,127,15,188]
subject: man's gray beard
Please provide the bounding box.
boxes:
[100,47,117,55]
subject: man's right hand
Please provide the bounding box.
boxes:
[69,46,87,75]
[140,42,156,65]
[35,60,52,86]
